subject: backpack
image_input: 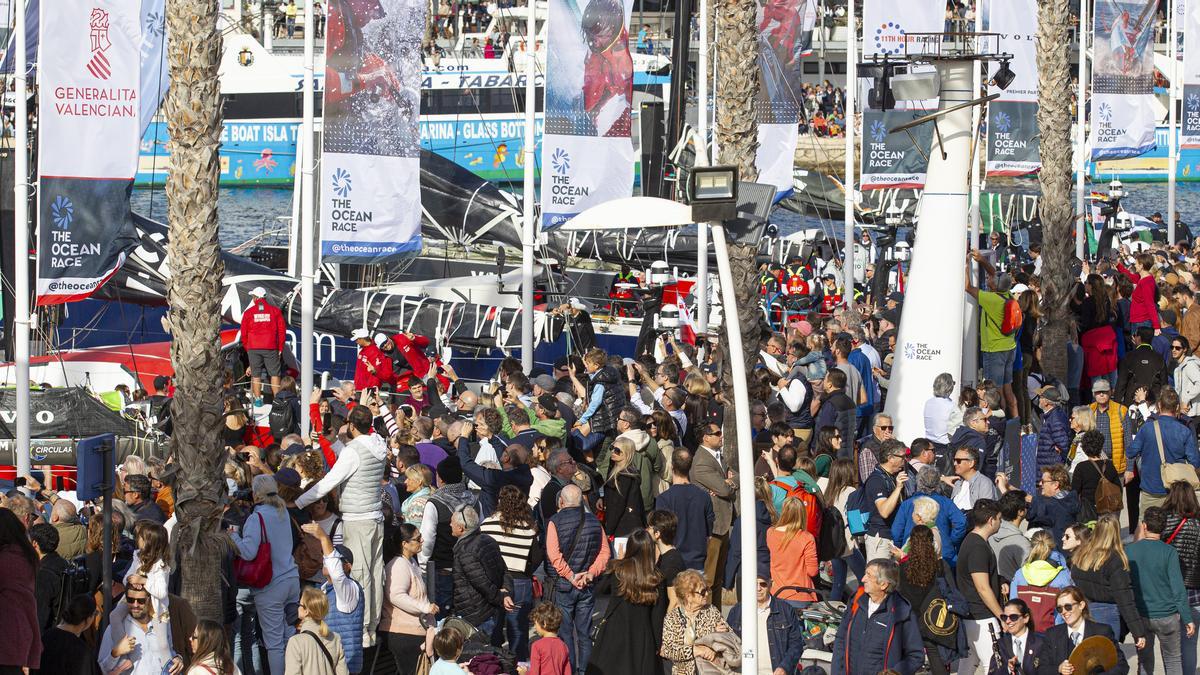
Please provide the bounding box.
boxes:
[816,504,848,561]
[1015,579,1060,632]
[269,398,298,439]
[1093,460,1124,514]
[770,480,824,539]
[1000,295,1023,336]
[845,488,870,536]
[291,517,324,580]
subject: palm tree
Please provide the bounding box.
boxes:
[1035,0,1072,382]
[714,0,760,455]
[164,0,229,622]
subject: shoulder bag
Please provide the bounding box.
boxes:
[1093,459,1124,514]
[304,630,338,673]
[233,512,273,588]
[1153,420,1200,489]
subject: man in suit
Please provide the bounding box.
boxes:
[1035,587,1129,675]
[690,422,737,608]
[989,599,1044,675]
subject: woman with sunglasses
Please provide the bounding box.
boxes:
[1172,336,1200,416]
[600,437,646,538]
[380,523,437,675]
[187,619,238,674]
[988,599,1041,675]
[1033,586,1129,675]
[662,569,727,675]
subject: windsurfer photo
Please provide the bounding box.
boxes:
[580,0,633,137]
[1099,0,1154,78]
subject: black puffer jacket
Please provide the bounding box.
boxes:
[452,528,511,626]
[1070,555,1147,639]
[1164,513,1200,588]
[586,366,627,434]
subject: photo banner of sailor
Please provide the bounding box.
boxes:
[35,0,141,305]
[540,0,636,227]
[1090,0,1158,160]
[753,0,817,196]
[319,0,425,264]
[858,0,942,189]
[1184,0,1200,147]
[985,0,1040,176]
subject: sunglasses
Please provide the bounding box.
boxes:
[695,588,711,597]
[953,457,972,464]
[127,596,148,605]
[877,425,894,431]
[705,429,723,436]
[1056,603,1077,613]
[1000,613,1024,622]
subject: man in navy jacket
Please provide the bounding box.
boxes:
[728,574,805,674]
[831,559,925,675]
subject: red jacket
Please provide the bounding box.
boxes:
[391,332,432,379]
[240,299,287,351]
[354,343,393,390]
[1117,263,1161,329]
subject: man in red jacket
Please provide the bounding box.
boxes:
[352,328,392,390]
[240,287,287,404]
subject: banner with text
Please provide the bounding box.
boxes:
[1184,0,1200,147]
[36,0,141,304]
[319,0,425,264]
[754,0,817,196]
[859,0,942,189]
[541,0,636,227]
[985,0,1040,176]
[1090,0,1158,160]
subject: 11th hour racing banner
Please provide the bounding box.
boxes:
[754,0,816,196]
[36,0,141,305]
[986,0,1040,176]
[1090,0,1158,160]
[540,0,636,227]
[319,0,425,264]
[1184,0,1200,148]
[858,0,941,190]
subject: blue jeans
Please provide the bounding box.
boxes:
[254,573,301,675]
[830,550,866,602]
[498,577,533,660]
[433,569,454,620]
[555,583,595,671]
[1090,601,1122,642]
[982,348,1016,385]
[477,613,500,646]
[1181,603,1200,675]
[233,587,264,675]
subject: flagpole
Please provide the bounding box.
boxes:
[695,0,710,333]
[520,0,537,373]
[1075,0,1088,259]
[299,0,315,435]
[842,0,856,310]
[13,0,31,478]
[1169,0,1178,246]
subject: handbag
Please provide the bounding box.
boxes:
[1154,420,1200,489]
[1093,459,1124,514]
[414,651,432,675]
[233,513,273,589]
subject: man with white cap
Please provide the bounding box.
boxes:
[240,286,287,405]
[352,328,392,391]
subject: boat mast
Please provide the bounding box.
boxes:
[520,0,537,372]
[300,0,316,434]
[842,0,856,309]
[1075,0,1088,259]
[14,0,31,477]
[696,0,710,333]
[1169,0,1178,246]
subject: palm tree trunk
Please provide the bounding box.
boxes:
[714,0,759,459]
[165,0,229,622]
[1036,0,1073,383]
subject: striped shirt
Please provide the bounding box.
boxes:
[479,515,540,576]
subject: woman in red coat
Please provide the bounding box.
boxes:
[0,508,42,673]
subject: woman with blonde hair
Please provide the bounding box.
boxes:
[767,497,818,605]
[600,436,644,537]
[661,569,728,675]
[1009,529,1073,625]
[825,458,863,601]
[399,464,433,526]
[1067,405,1096,470]
[1068,514,1147,647]
[285,587,348,675]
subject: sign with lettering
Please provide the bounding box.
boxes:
[985,0,1040,176]
[1090,0,1158,160]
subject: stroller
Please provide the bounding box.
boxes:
[441,617,520,675]
[772,585,845,666]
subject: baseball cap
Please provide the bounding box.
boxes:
[350,328,370,341]
[374,333,390,347]
[700,362,718,374]
[249,287,267,298]
[537,393,558,411]
[1035,385,1063,403]
[880,308,901,327]
[281,442,305,457]
[795,319,814,337]
[333,544,354,565]
[568,297,587,310]
[887,291,904,303]
[273,467,301,488]
[532,374,556,392]
[1092,379,1112,393]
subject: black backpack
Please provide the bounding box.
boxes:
[269,399,298,439]
[816,505,848,561]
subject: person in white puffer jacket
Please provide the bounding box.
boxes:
[1173,335,1200,416]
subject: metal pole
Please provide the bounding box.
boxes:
[818,0,825,83]
[1075,0,1088,259]
[964,12,981,385]
[14,0,31,478]
[288,139,302,278]
[842,0,856,310]
[300,0,315,435]
[520,0,537,372]
[709,222,758,675]
[101,443,113,630]
[1169,0,1178,245]
[695,0,709,333]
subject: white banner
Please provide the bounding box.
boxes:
[1090,0,1158,160]
[540,0,636,227]
[985,0,1040,176]
[862,0,943,58]
[319,0,425,264]
[36,0,141,304]
[754,0,817,195]
[1184,0,1200,147]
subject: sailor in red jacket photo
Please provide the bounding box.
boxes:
[240,287,287,405]
[352,328,392,390]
